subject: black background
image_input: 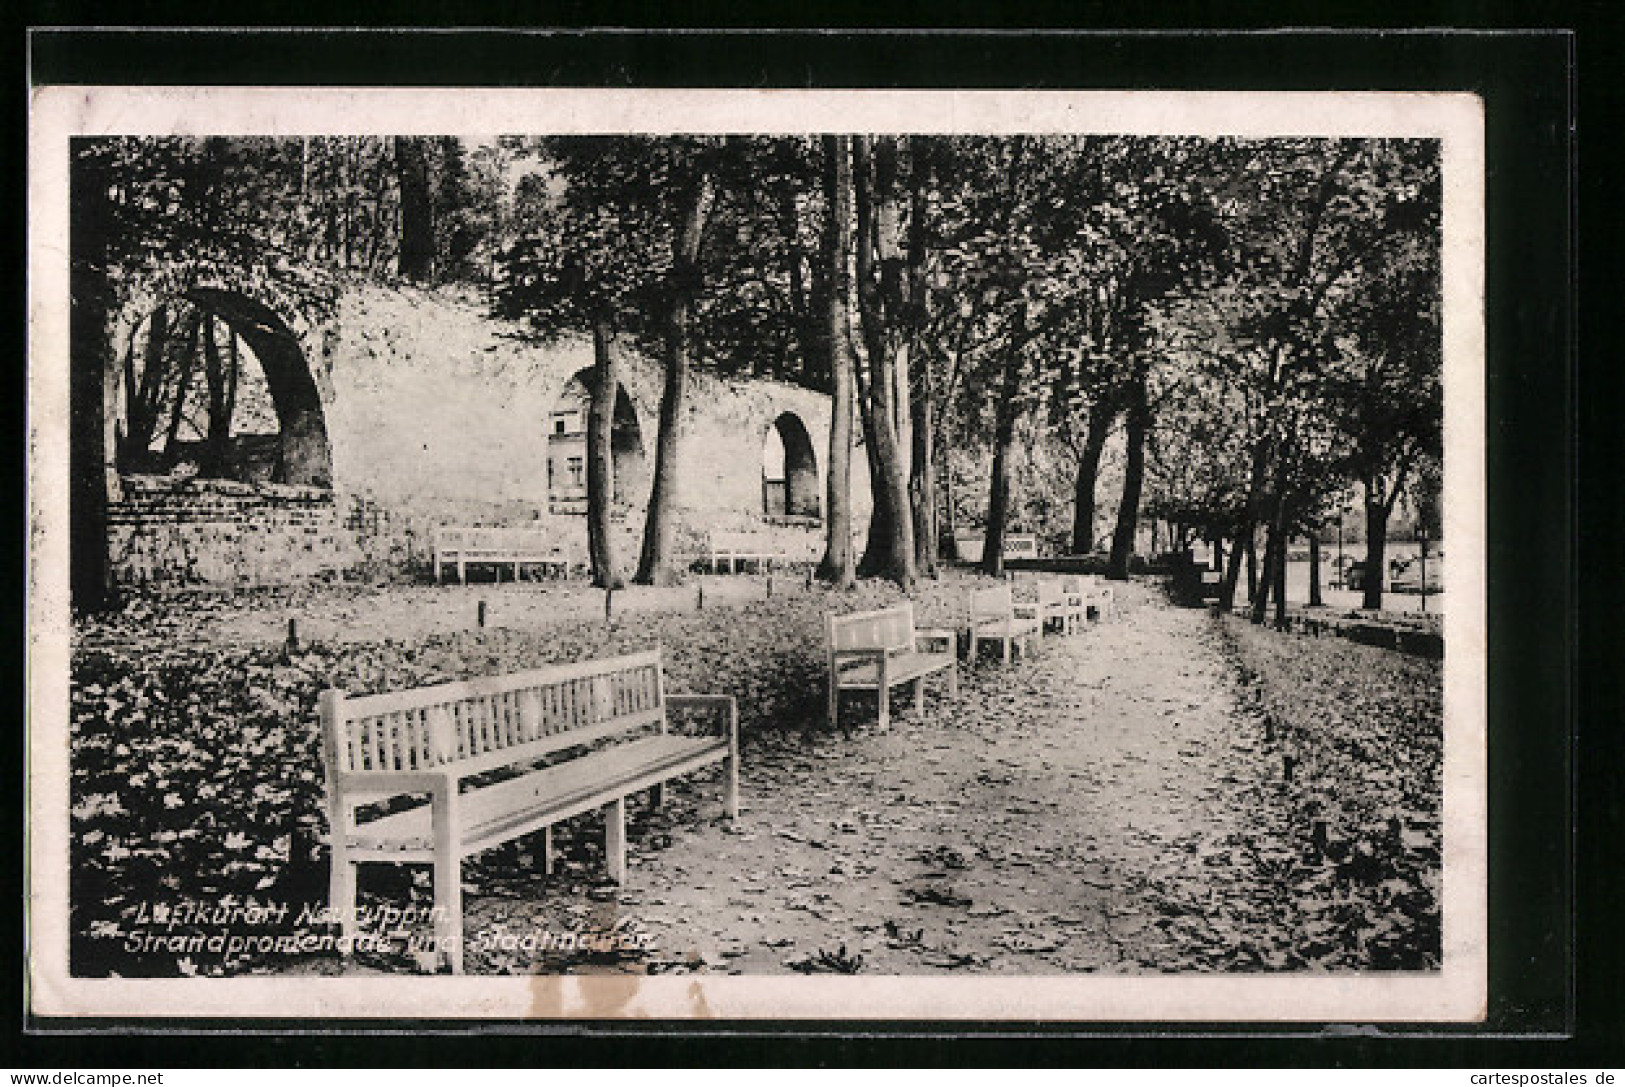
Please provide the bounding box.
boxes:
[8,11,1607,1070]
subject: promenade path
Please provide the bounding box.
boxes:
[460,581,1300,975]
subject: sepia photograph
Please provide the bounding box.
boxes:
[27,87,1486,1020]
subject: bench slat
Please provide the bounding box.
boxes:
[347,733,729,854]
[834,650,956,690]
[340,649,664,721]
[828,602,916,654]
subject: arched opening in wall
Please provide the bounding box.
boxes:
[762,412,821,521]
[112,288,331,488]
[547,369,647,515]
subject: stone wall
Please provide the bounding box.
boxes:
[107,475,351,589]
[103,282,871,586]
[324,285,870,574]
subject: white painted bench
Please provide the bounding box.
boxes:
[1004,534,1039,561]
[1037,579,1085,635]
[706,531,786,574]
[433,526,572,583]
[1064,574,1116,622]
[319,648,738,974]
[826,603,958,731]
[969,584,1043,664]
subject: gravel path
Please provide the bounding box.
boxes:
[454,580,1287,976]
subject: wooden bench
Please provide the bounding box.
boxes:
[969,584,1043,664]
[433,526,572,584]
[826,604,958,731]
[705,531,786,574]
[1037,579,1085,635]
[319,648,738,974]
[1003,534,1039,562]
[1064,574,1116,621]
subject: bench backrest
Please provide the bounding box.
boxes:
[1004,534,1038,559]
[322,648,666,783]
[1037,579,1066,607]
[435,525,556,554]
[827,603,915,657]
[970,585,1014,620]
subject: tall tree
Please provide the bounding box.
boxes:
[394,136,435,282]
[495,142,670,588]
[850,136,918,588]
[816,136,858,587]
[635,158,717,585]
[498,137,727,588]
[70,143,118,612]
[1068,392,1117,552]
[905,137,940,577]
[1321,149,1443,610]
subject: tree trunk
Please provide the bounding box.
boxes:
[1362,487,1388,611]
[70,155,117,612]
[910,365,938,577]
[980,351,1024,579]
[1308,534,1323,607]
[1070,396,1113,554]
[940,460,961,562]
[980,409,1016,579]
[163,318,201,456]
[1219,433,1273,612]
[1251,522,1281,624]
[1107,369,1149,580]
[1273,530,1289,628]
[905,136,936,577]
[851,135,916,588]
[816,135,857,588]
[201,315,233,477]
[586,320,624,589]
[636,169,714,586]
[121,304,170,467]
[395,135,435,282]
[856,418,890,578]
[1244,530,1259,602]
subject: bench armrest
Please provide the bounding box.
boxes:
[666,693,740,750]
[1012,604,1040,619]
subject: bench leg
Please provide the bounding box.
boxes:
[877,682,890,732]
[329,844,357,950]
[1003,636,1012,665]
[827,674,840,731]
[725,752,740,821]
[434,555,442,584]
[434,854,464,974]
[605,798,627,884]
[457,557,466,584]
[431,784,464,974]
[948,663,959,699]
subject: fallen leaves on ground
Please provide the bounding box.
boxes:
[67,575,1443,978]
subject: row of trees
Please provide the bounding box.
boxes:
[70,134,1441,616]
[490,134,1441,614]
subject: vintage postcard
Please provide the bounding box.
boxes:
[27,87,1486,1020]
